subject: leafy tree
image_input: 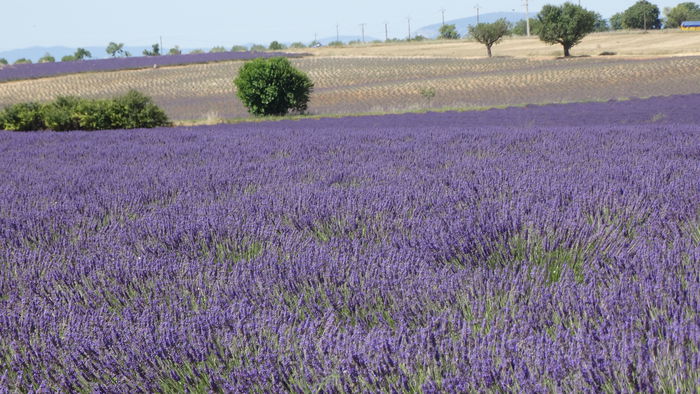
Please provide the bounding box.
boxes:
[622,0,661,30]
[439,24,461,39]
[61,55,77,62]
[0,58,7,65]
[309,40,322,47]
[468,18,512,57]
[610,12,624,29]
[250,44,266,51]
[593,12,610,32]
[168,46,182,55]
[106,42,128,57]
[664,2,700,28]
[74,48,92,60]
[14,58,32,64]
[38,53,55,63]
[269,41,286,50]
[233,57,313,116]
[231,45,248,52]
[290,42,307,48]
[411,35,427,41]
[537,2,596,57]
[189,49,204,54]
[210,46,227,53]
[143,44,161,56]
[512,18,542,35]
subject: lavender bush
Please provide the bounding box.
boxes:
[0,51,302,82]
[0,95,699,391]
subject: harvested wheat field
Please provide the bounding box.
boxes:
[298,29,700,58]
[2,31,700,121]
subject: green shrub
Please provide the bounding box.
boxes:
[233,57,314,116]
[42,96,84,131]
[109,90,170,129]
[1,91,169,132]
[0,102,45,131]
[74,99,114,130]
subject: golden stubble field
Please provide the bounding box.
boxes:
[1,31,700,121]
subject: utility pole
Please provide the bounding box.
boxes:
[407,17,411,40]
[523,0,530,37]
[475,4,481,24]
[336,24,340,42]
[360,23,366,43]
[159,36,163,54]
[385,22,389,41]
[440,8,446,25]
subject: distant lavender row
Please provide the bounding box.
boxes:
[0,51,302,82]
[0,95,699,391]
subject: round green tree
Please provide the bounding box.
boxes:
[234,57,313,116]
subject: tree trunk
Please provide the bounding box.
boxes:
[563,45,571,57]
[487,45,492,58]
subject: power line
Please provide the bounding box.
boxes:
[407,17,411,40]
[523,0,530,37]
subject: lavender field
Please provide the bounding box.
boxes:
[0,51,300,82]
[1,95,699,391]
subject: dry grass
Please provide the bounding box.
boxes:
[292,29,700,58]
[1,31,700,121]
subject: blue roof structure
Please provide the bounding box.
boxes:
[681,21,700,27]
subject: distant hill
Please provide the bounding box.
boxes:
[416,12,534,39]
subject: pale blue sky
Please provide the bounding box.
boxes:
[0,0,681,50]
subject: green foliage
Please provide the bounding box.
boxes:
[468,18,512,57]
[14,58,32,64]
[290,42,307,48]
[610,13,624,30]
[41,96,84,131]
[209,46,227,53]
[537,2,596,57]
[309,40,322,47]
[269,41,286,50]
[106,42,128,57]
[231,45,248,52]
[439,24,460,39]
[593,12,610,32]
[168,46,182,55]
[0,102,45,131]
[143,44,161,56]
[1,91,169,132]
[61,55,77,62]
[38,53,55,63]
[664,2,700,28]
[411,35,427,41]
[512,18,542,35]
[233,57,314,116]
[189,49,204,54]
[0,58,7,65]
[622,0,662,29]
[328,40,344,47]
[74,48,92,60]
[250,44,266,51]
[109,90,169,129]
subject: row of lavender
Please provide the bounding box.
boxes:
[0,51,301,82]
[1,95,699,391]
